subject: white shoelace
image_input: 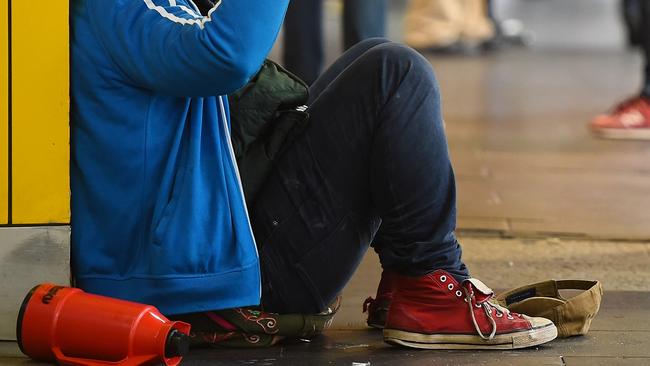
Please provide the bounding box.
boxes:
[464,288,515,340]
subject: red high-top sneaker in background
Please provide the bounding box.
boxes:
[363,271,398,329]
[383,270,557,349]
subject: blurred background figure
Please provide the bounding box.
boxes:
[403,0,495,53]
[591,0,650,139]
[622,0,643,48]
[283,0,387,84]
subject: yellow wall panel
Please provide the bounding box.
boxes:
[0,2,8,225]
[11,1,69,224]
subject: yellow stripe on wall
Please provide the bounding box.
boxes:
[11,1,69,224]
[0,2,8,225]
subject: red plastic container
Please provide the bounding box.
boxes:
[16,284,191,366]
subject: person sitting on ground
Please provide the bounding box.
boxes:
[70,0,557,349]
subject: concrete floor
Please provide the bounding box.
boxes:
[151,290,650,365]
[445,48,650,240]
[332,236,650,330]
[3,290,648,365]
[3,1,650,365]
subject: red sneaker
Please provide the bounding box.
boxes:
[362,271,398,329]
[590,96,650,140]
[383,270,557,349]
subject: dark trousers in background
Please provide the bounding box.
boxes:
[640,0,650,95]
[252,39,468,314]
[624,0,650,95]
[283,0,387,84]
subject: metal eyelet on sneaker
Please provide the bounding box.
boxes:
[475,303,482,308]
[456,290,463,297]
[496,312,503,318]
[440,275,447,282]
[507,314,514,320]
[447,284,454,291]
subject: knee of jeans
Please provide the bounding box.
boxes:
[370,43,440,91]
[355,37,392,49]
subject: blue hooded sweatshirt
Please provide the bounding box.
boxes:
[70,0,288,315]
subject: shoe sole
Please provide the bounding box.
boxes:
[592,127,650,140]
[383,324,558,350]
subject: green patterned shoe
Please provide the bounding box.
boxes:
[173,296,341,348]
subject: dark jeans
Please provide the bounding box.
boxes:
[627,0,650,95]
[251,39,468,314]
[641,0,650,96]
[283,0,387,84]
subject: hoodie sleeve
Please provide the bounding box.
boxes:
[85,0,289,96]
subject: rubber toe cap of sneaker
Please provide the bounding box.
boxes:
[590,115,613,129]
[523,315,555,329]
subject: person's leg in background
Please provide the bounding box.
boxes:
[342,0,387,50]
[283,0,388,84]
[403,0,494,53]
[641,0,650,97]
[458,0,495,47]
[252,39,557,349]
[622,0,643,48]
[403,0,463,50]
[283,0,324,85]
[590,0,650,139]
